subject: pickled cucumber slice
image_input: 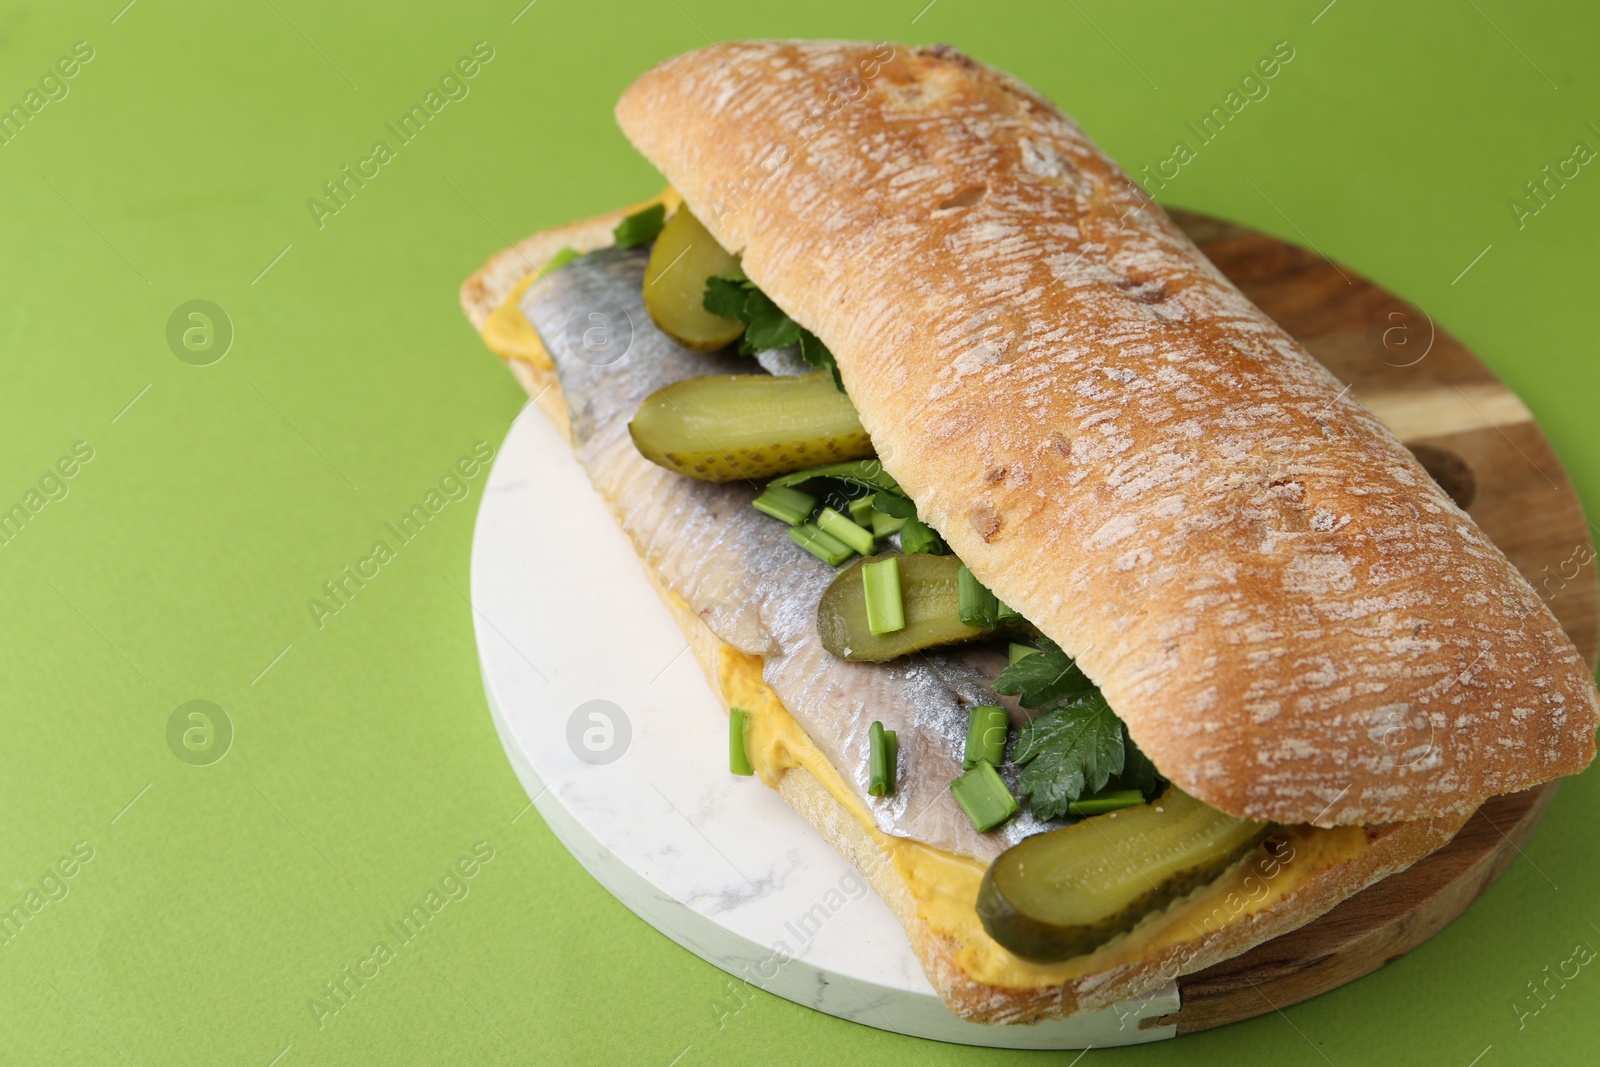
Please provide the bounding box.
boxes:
[628,371,873,482]
[977,789,1272,962]
[643,208,745,351]
[817,553,992,661]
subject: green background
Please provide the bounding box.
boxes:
[1,0,1595,1063]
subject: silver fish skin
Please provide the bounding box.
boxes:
[754,344,812,376]
[523,249,1054,859]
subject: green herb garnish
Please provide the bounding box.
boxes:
[817,507,876,556]
[1067,789,1145,817]
[729,706,754,776]
[766,460,901,498]
[898,516,948,555]
[702,271,753,319]
[798,331,841,387]
[993,636,1095,709]
[542,246,581,273]
[788,523,854,566]
[871,491,916,519]
[1008,642,1039,665]
[613,203,667,248]
[869,720,898,797]
[752,484,817,526]
[861,557,905,635]
[1117,735,1162,798]
[760,463,948,559]
[957,565,999,629]
[963,705,1010,770]
[995,637,1162,816]
[1010,692,1125,820]
[703,272,843,388]
[870,509,907,537]
[949,761,1019,832]
[741,288,803,351]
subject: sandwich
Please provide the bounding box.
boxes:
[459,40,1598,1024]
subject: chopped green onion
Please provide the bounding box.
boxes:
[767,460,902,497]
[950,761,1019,832]
[963,705,1010,770]
[612,203,666,248]
[862,557,906,635]
[753,484,817,526]
[729,706,754,776]
[1067,789,1145,817]
[870,509,907,537]
[899,516,947,555]
[817,507,876,556]
[957,565,999,629]
[1008,642,1040,665]
[997,601,1022,623]
[789,523,855,566]
[848,495,876,526]
[542,246,580,273]
[869,720,898,796]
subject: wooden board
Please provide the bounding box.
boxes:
[1147,210,1600,1034]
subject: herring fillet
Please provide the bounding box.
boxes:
[522,249,1053,859]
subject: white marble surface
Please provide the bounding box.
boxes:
[470,404,1178,1048]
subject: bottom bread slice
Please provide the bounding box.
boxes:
[460,206,1469,1024]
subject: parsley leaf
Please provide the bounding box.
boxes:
[700,274,845,390]
[1112,734,1161,797]
[1011,692,1126,820]
[992,636,1096,709]
[613,204,666,249]
[741,289,803,351]
[702,273,752,319]
[995,638,1163,813]
[871,490,917,519]
[798,330,843,390]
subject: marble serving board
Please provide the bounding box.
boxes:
[470,403,1176,1049]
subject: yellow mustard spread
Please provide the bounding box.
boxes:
[481,189,681,368]
[713,642,1368,990]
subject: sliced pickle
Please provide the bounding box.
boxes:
[977,789,1272,962]
[818,553,992,661]
[643,208,745,351]
[629,371,872,482]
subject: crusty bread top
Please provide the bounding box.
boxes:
[615,40,1598,826]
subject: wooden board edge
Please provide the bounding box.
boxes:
[1154,781,1558,1033]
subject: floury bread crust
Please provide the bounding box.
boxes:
[615,40,1598,827]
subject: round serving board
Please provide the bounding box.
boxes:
[471,210,1597,1048]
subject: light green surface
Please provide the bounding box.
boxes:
[2,2,1596,1064]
